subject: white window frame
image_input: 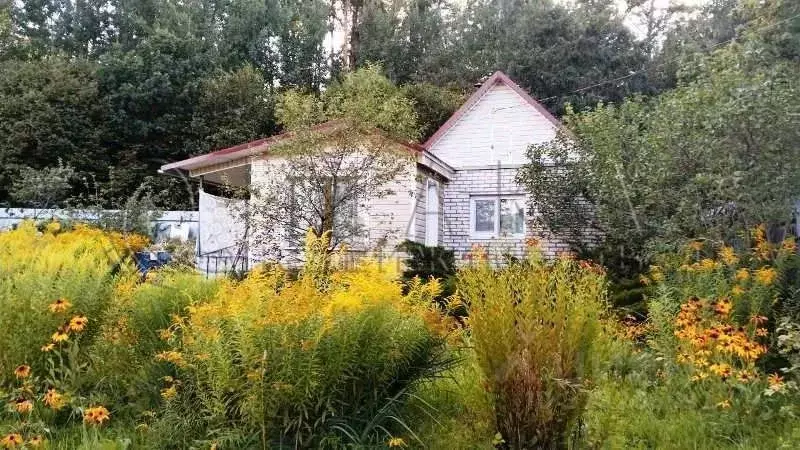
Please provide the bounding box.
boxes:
[469,195,526,238]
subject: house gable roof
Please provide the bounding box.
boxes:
[159,120,425,175]
[423,71,561,150]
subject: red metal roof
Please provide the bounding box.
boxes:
[160,120,423,174]
[423,71,562,149]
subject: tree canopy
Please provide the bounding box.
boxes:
[0,0,795,209]
[518,1,800,276]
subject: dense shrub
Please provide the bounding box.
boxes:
[88,269,218,416]
[150,231,456,448]
[397,240,457,301]
[0,221,147,383]
[585,230,800,447]
[458,245,608,449]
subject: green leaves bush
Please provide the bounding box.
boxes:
[458,246,608,448]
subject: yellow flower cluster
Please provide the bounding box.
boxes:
[674,296,767,382]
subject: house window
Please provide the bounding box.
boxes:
[470,196,525,237]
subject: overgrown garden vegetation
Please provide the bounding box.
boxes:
[2,0,800,448]
[2,220,800,448]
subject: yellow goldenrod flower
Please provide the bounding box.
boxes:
[387,437,407,447]
[68,315,88,332]
[45,221,61,234]
[83,405,111,426]
[754,267,778,286]
[698,258,719,271]
[43,389,65,410]
[160,386,177,400]
[735,268,750,282]
[0,433,23,448]
[158,329,173,341]
[13,398,33,414]
[155,351,185,366]
[781,237,797,253]
[718,246,738,266]
[13,365,30,379]
[48,298,72,313]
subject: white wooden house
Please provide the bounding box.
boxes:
[160,71,571,272]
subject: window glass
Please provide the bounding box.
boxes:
[500,198,525,234]
[474,199,496,233]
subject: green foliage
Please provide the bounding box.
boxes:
[519,40,800,277]
[458,248,608,448]
[584,236,800,448]
[405,348,495,449]
[10,162,76,209]
[279,63,420,140]
[0,56,105,204]
[398,240,457,300]
[152,235,454,448]
[88,269,218,417]
[400,82,464,141]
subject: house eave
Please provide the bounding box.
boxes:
[418,151,456,180]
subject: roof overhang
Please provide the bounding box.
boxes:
[159,121,423,177]
[418,151,455,180]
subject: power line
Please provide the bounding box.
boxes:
[536,11,800,104]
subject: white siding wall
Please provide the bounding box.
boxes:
[247,155,418,264]
[428,83,557,168]
[364,164,418,252]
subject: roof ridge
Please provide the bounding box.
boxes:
[422,71,561,149]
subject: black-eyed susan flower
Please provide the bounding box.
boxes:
[750,315,768,326]
[41,343,55,352]
[51,330,69,343]
[43,389,65,410]
[26,436,43,447]
[68,315,88,333]
[48,298,72,313]
[13,398,33,414]
[713,298,732,316]
[0,433,23,448]
[83,405,110,426]
[13,365,30,379]
[768,373,784,388]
